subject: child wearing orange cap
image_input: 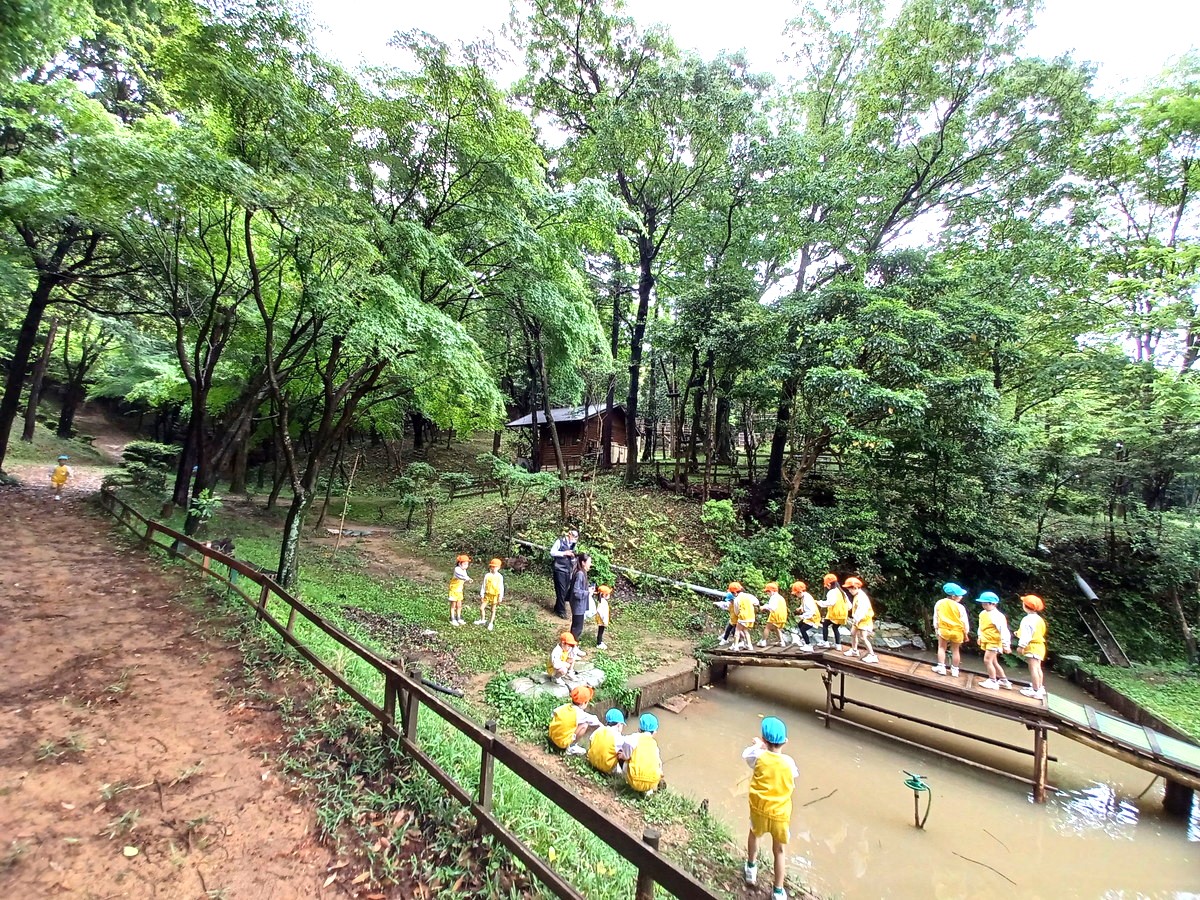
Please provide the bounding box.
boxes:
[759,583,788,648]
[717,582,743,646]
[547,632,582,685]
[593,585,613,649]
[817,574,849,650]
[790,581,819,650]
[448,554,471,626]
[1017,595,1048,700]
[549,685,600,755]
[842,577,878,663]
[474,558,505,630]
[732,588,759,651]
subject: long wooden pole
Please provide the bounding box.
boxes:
[332,451,363,557]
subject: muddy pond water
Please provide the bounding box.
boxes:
[654,666,1199,898]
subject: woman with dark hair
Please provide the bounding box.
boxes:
[568,553,593,642]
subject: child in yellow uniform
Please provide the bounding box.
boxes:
[592,584,613,649]
[843,577,878,663]
[932,582,970,677]
[448,554,471,626]
[50,455,72,500]
[621,713,663,795]
[717,582,743,645]
[549,686,601,756]
[974,591,1013,690]
[587,708,626,775]
[742,716,798,900]
[474,558,505,630]
[548,632,582,684]
[817,574,849,650]
[732,590,759,651]
[790,581,819,650]
[1017,594,1048,700]
[759,583,788,648]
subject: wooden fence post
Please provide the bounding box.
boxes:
[634,827,661,900]
[141,521,156,549]
[403,665,422,742]
[256,581,271,619]
[479,720,498,813]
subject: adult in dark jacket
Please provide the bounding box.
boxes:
[568,553,593,642]
[549,528,578,617]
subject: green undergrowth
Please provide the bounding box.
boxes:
[1083,662,1200,742]
[4,420,109,467]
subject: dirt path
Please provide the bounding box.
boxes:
[0,484,340,898]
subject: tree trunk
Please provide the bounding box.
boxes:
[56,380,86,438]
[535,341,570,522]
[0,279,53,471]
[1170,585,1199,666]
[641,350,657,462]
[171,415,199,509]
[624,233,655,484]
[21,316,59,442]
[765,374,798,486]
[229,432,250,494]
[278,488,314,588]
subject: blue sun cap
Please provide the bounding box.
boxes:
[638,713,659,733]
[605,708,625,725]
[942,582,966,596]
[57,454,69,461]
[761,716,788,745]
[975,590,1001,604]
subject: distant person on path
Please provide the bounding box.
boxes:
[447,554,471,627]
[1017,594,1048,700]
[759,583,788,648]
[817,573,849,650]
[587,708,627,775]
[49,455,72,500]
[474,558,504,630]
[975,591,1013,690]
[932,582,970,677]
[790,581,819,650]
[547,631,582,684]
[742,716,798,900]
[621,713,663,795]
[548,685,600,756]
[549,528,578,617]
[842,577,878,663]
[716,582,743,645]
[568,552,593,642]
[592,584,612,649]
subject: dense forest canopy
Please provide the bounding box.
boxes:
[2,0,1199,656]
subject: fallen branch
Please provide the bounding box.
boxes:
[803,788,838,808]
[983,828,1008,851]
[953,852,1016,886]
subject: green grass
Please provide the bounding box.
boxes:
[1084,662,1200,742]
[4,419,108,466]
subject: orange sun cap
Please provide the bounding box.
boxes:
[1021,594,1045,612]
[597,585,612,595]
[791,581,807,595]
[559,632,578,646]
[456,554,471,564]
[727,582,743,594]
[843,576,864,589]
[488,558,503,569]
[570,685,594,705]
[763,582,780,593]
[822,573,839,587]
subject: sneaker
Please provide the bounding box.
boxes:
[54,495,61,500]
[773,890,788,900]
[862,653,879,663]
[931,664,948,675]
[717,636,729,646]
[576,650,586,658]
[1020,686,1037,697]
[799,643,814,652]
[998,679,1013,690]
[979,679,1000,690]
[844,649,860,657]
[950,667,960,677]
[554,677,566,686]
[757,639,768,648]
[597,642,607,649]
[474,618,487,625]
[1032,687,1046,699]
[487,623,494,632]
[566,745,586,756]
[834,644,844,652]
[743,862,758,886]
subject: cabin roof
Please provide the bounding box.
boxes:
[504,404,625,428]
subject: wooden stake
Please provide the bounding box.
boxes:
[332,451,363,557]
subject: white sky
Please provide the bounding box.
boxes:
[305,0,1199,96]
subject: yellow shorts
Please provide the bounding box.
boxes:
[483,597,500,606]
[738,618,756,629]
[1023,649,1045,661]
[749,810,790,844]
[938,627,965,645]
[979,641,1002,652]
[768,613,786,628]
[627,774,660,794]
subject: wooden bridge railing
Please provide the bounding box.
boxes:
[97,489,718,900]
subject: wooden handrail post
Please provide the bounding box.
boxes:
[141,521,156,549]
[403,665,422,742]
[634,827,661,900]
[1032,726,1049,803]
[479,720,498,812]
[256,581,271,620]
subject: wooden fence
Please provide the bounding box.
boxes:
[96,489,718,900]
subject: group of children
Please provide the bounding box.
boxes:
[716,574,880,663]
[932,582,1049,699]
[547,685,664,795]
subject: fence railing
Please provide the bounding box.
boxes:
[97,489,718,900]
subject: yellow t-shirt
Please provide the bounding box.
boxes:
[51,464,70,487]
[736,595,757,628]
[766,593,787,627]
[1019,613,1047,660]
[548,703,579,749]
[728,594,740,625]
[481,572,503,604]
[851,591,874,631]
[824,588,849,625]
[977,608,1008,651]
[625,735,661,793]
[797,592,821,626]
[448,566,467,602]
[934,597,968,643]
[587,725,621,774]
[748,750,798,821]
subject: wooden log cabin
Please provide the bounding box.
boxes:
[504,404,629,472]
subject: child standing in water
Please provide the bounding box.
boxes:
[791,581,819,650]
[50,454,72,500]
[975,591,1013,690]
[1017,594,1048,700]
[717,582,743,645]
[932,582,970,677]
[448,554,471,626]
[474,558,504,630]
[732,589,759,651]
[759,583,788,648]
[593,584,612,649]
[817,574,849,650]
[742,716,798,900]
[843,577,879,663]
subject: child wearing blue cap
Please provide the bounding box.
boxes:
[50,454,72,500]
[975,591,1013,690]
[932,582,970,678]
[587,708,627,775]
[742,716,798,900]
[620,713,663,795]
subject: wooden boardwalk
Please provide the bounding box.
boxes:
[708,644,1200,808]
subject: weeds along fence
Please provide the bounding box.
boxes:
[97,489,718,900]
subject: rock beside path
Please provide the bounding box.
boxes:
[511,662,607,701]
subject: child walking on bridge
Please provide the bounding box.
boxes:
[791,581,819,650]
[731,589,759,651]
[975,592,1013,690]
[1017,594,1048,700]
[759,583,788,648]
[842,577,878,663]
[932,582,970,677]
[717,582,743,646]
[743,716,798,900]
[817,574,849,650]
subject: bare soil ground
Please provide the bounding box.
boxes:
[0,482,341,899]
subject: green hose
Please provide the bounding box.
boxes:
[903,771,933,829]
